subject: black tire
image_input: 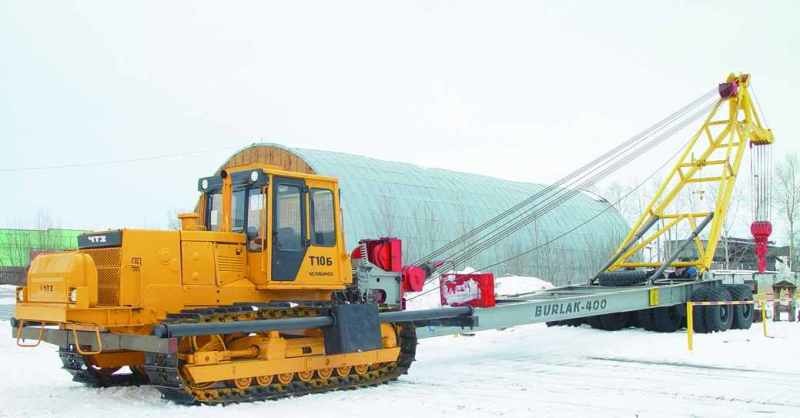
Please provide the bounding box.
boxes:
[704,287,734,332]
[636,309,655,331]
[726,284,754,330]
[652,305,686,333]
[753,308,763,322]
[628,311,640,327]
[691,287,710,334]
[597,270,649,287]
[565,318,584,327]
[586,315,603,329]
[598,312,629,331]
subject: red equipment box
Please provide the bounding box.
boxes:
[440,272,496,308]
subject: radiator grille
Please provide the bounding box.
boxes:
[83,248,121,306]
[216,255,245,272]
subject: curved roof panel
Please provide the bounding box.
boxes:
[224,144,629,285]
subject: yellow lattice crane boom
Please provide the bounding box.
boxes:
[608,73,773,275]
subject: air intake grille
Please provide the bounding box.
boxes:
[216,255,245,272]
[83,248,121,306]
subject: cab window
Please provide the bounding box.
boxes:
[247,189,264,251]
[310,188,335,246]
[207,193,222,231]
[231,189,246,232]
[276,184,303,250]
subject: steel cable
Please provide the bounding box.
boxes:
[412,88,718,267]
[439,101,713,271]
[407,92,721,296]
[406,119,701,302]
[424,94,718,277]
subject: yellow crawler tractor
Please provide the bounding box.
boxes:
[13,158,461,404]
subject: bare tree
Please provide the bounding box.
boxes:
[409,203,444,265]
[2,229,32,268]
[496,239,527,277]
[1,211,65,285]
[596,180,648,225]
[525,219,566,284]
[775,153,800,270]
[701,176,750,269]
[166,209,183,230]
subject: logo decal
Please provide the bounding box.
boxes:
[87,235,107,244]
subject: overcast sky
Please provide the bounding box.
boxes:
[2,1,798,239]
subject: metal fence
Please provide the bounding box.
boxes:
[0,267,25,286]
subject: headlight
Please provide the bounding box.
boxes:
[16,287,24,302]
[69,288,78,303]
[250,170,259,182]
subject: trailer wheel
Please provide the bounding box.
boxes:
[690,287,710,334]
[635,309,655,331]
[586,315,603,329]
[598,312,629,331]
[704,287,733,332]
[596,270,649,286]
[651,305,685,333]
[726,285,754,330]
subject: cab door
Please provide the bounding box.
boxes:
[271,177,307,281]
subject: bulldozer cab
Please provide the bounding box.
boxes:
[196,165,351,290]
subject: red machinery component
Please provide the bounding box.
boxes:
[351,237,403,272]
[439,272,496,308]
[750,221,772,272]
[400,265,426,292]
[352,238,429,293]
[718,80,739,99]
[749,127,773,273]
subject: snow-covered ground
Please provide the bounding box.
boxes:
[2,299,799,418]
[0,285,16,305]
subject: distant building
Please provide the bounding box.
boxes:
[0,228,85,285]
[220,144,630,285]
[664,237,790,272]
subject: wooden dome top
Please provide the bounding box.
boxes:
[221,143,316,174]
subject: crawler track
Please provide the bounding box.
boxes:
[141,304,417,405]
[59,348,149,387]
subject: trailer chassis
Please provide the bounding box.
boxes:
[11,273,742,354]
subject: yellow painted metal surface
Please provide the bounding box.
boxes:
[27,252,97,305]
[185,347,401,384]
[648,288,659,306]
[15,164,353,333]
[610,73,773,273]
[181,241,216,286]
[86,351,145,369]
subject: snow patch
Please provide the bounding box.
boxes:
[0,285,16,305]
[494,275,554,297]
[3,321,800,417]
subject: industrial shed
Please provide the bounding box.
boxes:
[220,144,629,285]
[0,228,84,285]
